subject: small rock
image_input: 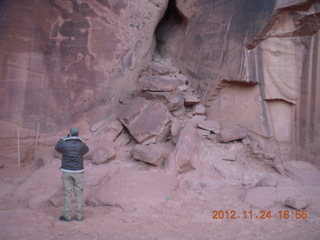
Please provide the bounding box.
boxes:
[192,103,206,115]
[178,85,188,91]
[241,137,251,145]
[222,151,237,161]
[262,152,276,160]
[48,191,63,208]
[183,92,200,105]
[123,218,134,224]
[255,176,278,187]
[284,195,309,210]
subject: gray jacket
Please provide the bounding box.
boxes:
[55,137,89,171]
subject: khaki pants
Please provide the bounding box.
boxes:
[62,171,84,220]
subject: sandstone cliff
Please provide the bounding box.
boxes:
[0,0,320,166]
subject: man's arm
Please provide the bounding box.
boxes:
[81,143,89,155]
[55,139,64,153]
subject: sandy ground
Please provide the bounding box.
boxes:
[1,138,320,240]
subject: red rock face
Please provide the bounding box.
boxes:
[0,0,320,165]
[0,0,166,134]
[170,0,320,164]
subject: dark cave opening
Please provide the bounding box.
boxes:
[155,0,187,58]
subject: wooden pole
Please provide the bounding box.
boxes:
[34,123,40,162]
[17,128,20,170]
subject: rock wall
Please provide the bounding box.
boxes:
[0,0,320,166]
[0,0,168,135]
[164,0,320,165]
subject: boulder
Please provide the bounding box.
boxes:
[170,117,184,143]
[13,162,61,208]
[131,143,173,166]
[222,151,237,161]
[284,195,309,210]
[146,62,179,76]
[48,191,63,208]
[117,97,172,145]
[217,126,248,143]
[183,92,200,105]
[92,142,116,165]
[138,76,179,92]
[48,162,121,208]
[192,103,206,115]
[198,120,221,134]
[114,130,132,147]
[255,176,278,187]
[190,115,206,123]
[198,128,211,137]
[89,170,178,211]
[282,161,320,185]
[139,90,184,111]
[95,119,124,142]
[167,121,202,174]
[171,106,186,118]
[87,119,124,161]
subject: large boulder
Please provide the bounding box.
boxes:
[166,121,202,174]
[131,143,174,166]
[117,97,172,145]
[13,161,61,208]
[86,119,123,161]
[88,169,178,211]
[92,141,116,165]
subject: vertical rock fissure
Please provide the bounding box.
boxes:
[154,0,186,58]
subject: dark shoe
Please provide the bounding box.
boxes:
[77,216,83,221]
[59,216,71,222]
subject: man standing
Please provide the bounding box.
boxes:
[55,127,89,222]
